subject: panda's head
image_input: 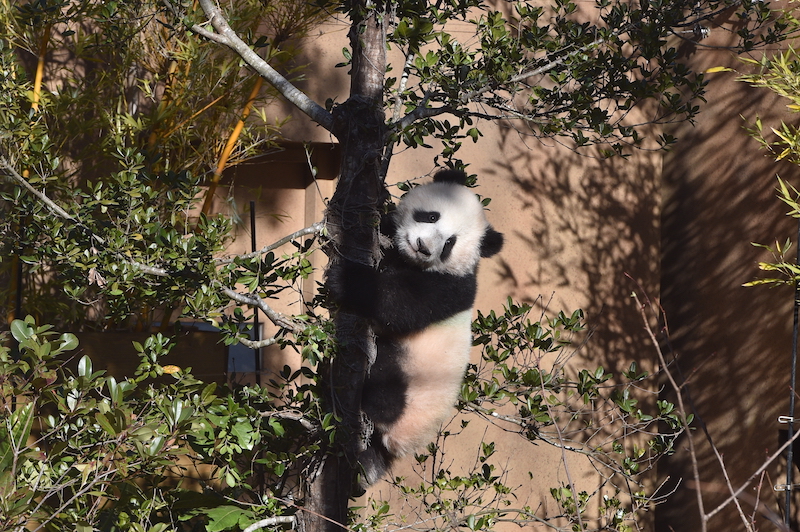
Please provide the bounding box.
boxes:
[393,170,504,276]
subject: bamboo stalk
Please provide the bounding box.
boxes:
[199,76,264,216]
[31,24,50,111]
[8,24,50,324]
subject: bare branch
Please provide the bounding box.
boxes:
[130,262,170,277]
[633,291,707,531]
[192,0,335,132]
[238,336,278,349]
[215,222,324,264]
[392,52,416,122]
[705,427,800,521]
[220,286,304,333]
[243,516,296,532]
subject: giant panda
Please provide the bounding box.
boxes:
[327,169,503,487]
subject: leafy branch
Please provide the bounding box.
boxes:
[1,156,315,339]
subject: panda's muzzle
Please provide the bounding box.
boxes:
[416,238,431,257]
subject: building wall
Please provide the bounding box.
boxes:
[658,24,800,532]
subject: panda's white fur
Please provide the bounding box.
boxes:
[326,169,503,488]
[393,182,490,276]
[375,309,473,459]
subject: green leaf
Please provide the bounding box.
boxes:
[10,319,32,343]
[206,505,255,532]
[57,333,79,353]
[78,355,92,378]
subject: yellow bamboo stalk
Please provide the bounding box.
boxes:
[199,76,264,216]
[8,24,50,324]
[161,92,227,139]
[31,24,50,111]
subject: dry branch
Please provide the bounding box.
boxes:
[187,0,335,132]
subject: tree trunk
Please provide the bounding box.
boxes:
[296,3,387,532]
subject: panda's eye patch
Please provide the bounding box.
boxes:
[413,210,440,223]
[440,236,457,261]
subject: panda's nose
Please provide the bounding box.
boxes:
[416,238,431,256]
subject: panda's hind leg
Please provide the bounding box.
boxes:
[357,432,394,488]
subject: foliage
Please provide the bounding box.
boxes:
[360,0,787,164]
[1,303,684,532]
[0,317,326,532]
[737,39,800,287]
[0,0,319,331]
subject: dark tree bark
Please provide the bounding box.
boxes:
[296,3,387,532]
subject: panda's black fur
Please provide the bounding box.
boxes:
[326,169,503,487]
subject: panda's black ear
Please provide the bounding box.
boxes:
[433,169,468,186]
[480,227,504,258]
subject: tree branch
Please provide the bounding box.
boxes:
[261,410,317,432]
[238,336,278,349]
[1,156,74,221]
[243,515,296,532]
[161,0,229,44]
[219,286,304,333]
[191,0,335,133]
[390,102,452,132]
[392,52,416,122]
[215,222,324,264]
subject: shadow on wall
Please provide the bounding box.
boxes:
[659,67,800,530]
[478,53,799,530]
[483,122,662,377]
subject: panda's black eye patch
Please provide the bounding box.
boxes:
[440,236,457,261]
[413,210,440,223]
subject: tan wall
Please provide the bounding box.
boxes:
[658,26,800,532]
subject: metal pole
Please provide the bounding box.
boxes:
[250,201,262,383]
[785,216,800,526]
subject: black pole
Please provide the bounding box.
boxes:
[11,220,24,363]
[14,254,22,322]
[250,201,262,383]
[785,215,800,526]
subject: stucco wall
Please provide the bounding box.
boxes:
[658,24,800,532]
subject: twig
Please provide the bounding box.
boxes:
[219,286,304,333]
[243,515,295,532]
[537,363,585,531]
[633,291,708,532]
[635,291,769,531]
[705,426,800,521]
[215,222,324,264]
[705,426,753,530]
